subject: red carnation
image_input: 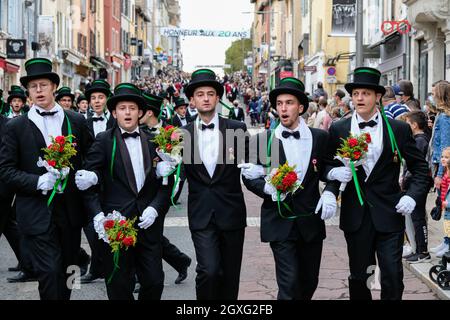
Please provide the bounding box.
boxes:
[348,138,358,148]
[119,220,127,226]
[122,236,135,247]
[363,144,368,152]
[282,171,298,188]
[116,231,124,241]
[166,143,172,152]
[165,125,174,131]
[104,220,115,230]
[58,144,64,152]
[365,133,372,143]
[353,151,362,160]
[55,136,65,145]
[47,160,56,167]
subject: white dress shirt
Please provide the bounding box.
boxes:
[177,114,187,126]
[120,127,145,192]
[28,103,65,147]
[92,110,110,137]
[351,111,384,178]
[196,113,220,178]
[275,117,312,185]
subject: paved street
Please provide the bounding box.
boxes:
[0,182,439,300]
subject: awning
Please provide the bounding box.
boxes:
[90,56,109,68]
[368,32,401,49]
[5,61,20,73]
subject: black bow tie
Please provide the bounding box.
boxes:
[92,117,104,122]
[180,117,186,120]
[201,123,215,130]
[149,127,158,132]
[122,131,140,139]
[36,109,58,117]
[358,120,377,129]
[79,111,86,114]
[282,130,300,139]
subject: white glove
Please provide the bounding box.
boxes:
[37,171,59,191]
[156,161,175,178]
[75,170,98,191]
[138,206,158,229]
[93,212,108,242]
[328,167,352,183]
[263,182,286,202]
[238,163,266,180]
[315,191,337,220]
[395,195,416,216]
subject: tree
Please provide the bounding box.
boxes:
[224,38,252,74]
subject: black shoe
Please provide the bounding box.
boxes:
[80,272,102,284]
[8,264,20,272]
[7,271,37,283]
[406,252,431,264]
[403,252,416,260]
[175,257,192,284]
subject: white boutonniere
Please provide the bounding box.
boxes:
[228,147,235,161]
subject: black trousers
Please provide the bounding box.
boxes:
[103,229,164,300]
[162,235,190,273]
[83,221,104,277]
[0,195,22,266]
[344,210,404,300]
[191,224,245,300]
[270,233,323,300]
[410,192,428,253]
[22,197,81,300]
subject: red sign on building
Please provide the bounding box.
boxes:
[280,71,293,79]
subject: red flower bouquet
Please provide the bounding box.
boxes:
[38,135,77,205]
[335,132,372,204]
[100,211,138,284]
[265,163,303,219]
[151,125,184,185]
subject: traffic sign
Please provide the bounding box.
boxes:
[303,66,317,72]
[327,67,336,76]
[326,75,337,84]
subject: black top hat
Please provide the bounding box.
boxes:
[345,67,386,95]
[185,69,224,99]
[106,83,146,113]
[55,86,75,102]
[142,91,163,114]
[85,79,112,101]
[269,77,309,115]
[76,94,88,105]
[20,58,60,87]
[174,97,189,109]
[7,85,27,104]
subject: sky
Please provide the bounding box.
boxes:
[178,0,253,75]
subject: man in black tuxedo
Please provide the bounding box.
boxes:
[6,85,27,118]
[182,69,248,300]
[186,102,198,123]
[241,77,339,300]
[231,100,245,122]
[55,86,75,110]
[0,58,94,300]
[79,79,116,284]
[139,92,192,285]
[323,67,429,300]
[85,79,116,138]
[75,83,173,300]
[170,97,189,128]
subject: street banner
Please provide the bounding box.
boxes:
[160,28,250,39]
[37,16,54,58]
[331,0,356,36]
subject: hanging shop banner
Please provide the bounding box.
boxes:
[160,28,250,39]
[331,0,356,36]
[7,39,27,59]
[37,15,54,58]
